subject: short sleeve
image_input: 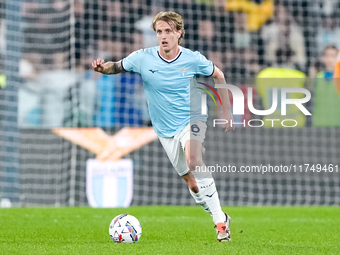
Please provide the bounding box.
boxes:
[122,50,143,73]
[196,52,215,77]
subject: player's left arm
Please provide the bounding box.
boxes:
[211,66,235,131]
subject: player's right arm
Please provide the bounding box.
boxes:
[92,58,126,75]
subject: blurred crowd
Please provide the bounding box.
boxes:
[0,0,340,127]
[5,0,338,79]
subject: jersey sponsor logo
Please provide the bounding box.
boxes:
[178,67,189,77]
[149,69,159,73]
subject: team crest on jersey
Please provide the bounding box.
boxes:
[178,67,189,77]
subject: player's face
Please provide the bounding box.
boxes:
[155,20,181,53]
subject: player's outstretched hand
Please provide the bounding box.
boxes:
[222,109,235,132]
[92,58,105,73]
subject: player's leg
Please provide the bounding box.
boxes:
[184,139,225,222]
[182,122,231,241]
[158,124,230,241]
[181,172,211,214]
[158,127,208,211]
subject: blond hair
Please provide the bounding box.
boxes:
[151,11,185,45]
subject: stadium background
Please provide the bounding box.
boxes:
[0,0,339,207]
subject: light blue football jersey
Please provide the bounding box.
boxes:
[122,46,214,137]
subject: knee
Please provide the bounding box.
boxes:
[187,155,203,172]
[188,182,199,194]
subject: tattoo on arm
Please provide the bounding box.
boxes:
[104,60,125,74]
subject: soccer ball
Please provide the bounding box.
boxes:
[109,214,142,243]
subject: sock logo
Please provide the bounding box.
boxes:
[200,181,214,189]
[206,191,216,198]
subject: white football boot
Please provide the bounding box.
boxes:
[214,213,231,242]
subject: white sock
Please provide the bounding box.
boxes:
[190,165,226,224]
[189,189,211,214]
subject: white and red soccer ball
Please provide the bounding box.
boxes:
[109,214,142,243]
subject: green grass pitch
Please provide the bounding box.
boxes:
[1,206,339,255]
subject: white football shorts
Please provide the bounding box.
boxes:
[158,122,207,176]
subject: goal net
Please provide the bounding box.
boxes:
[0,0,339,206]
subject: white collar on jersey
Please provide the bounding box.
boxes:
[157,46,182,63]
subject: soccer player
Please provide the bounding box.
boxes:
[92,11,234,242]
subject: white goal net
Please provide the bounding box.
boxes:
[0,0,339,206]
